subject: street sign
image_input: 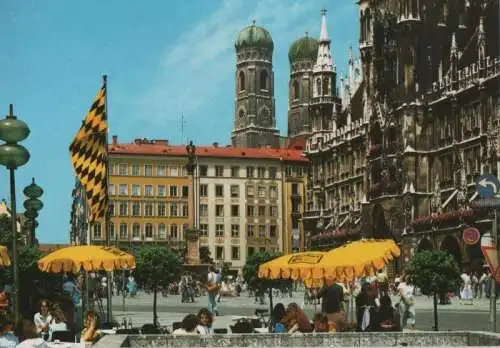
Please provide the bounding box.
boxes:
[463,227,480,245]
[476,175,500,198]
[470,198,500,209]
[481,233,500,282]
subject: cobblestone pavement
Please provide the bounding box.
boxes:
[104,291,500,332]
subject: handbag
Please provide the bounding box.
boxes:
[206,282,219,294]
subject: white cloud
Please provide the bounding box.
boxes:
[134,0,356,142]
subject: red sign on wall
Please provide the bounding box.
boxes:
[463,227,480,245]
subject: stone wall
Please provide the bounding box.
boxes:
[94,331,500,347]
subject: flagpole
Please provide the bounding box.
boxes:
[102,74,114,325]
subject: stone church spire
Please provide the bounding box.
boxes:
[314,9,335,74]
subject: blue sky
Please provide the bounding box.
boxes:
[0,0,359,243]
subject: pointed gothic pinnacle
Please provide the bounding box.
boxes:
[451,33,458,54]
[348,45,354,63]
[478,16,485,35]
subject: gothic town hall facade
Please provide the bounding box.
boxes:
[231,1,499,272]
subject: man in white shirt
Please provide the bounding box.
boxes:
[207,266,218,315]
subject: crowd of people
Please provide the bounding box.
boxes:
[0,300,101,347]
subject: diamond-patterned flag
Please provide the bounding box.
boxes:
[69,84,108,222]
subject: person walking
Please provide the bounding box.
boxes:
[206,266,219,315]
[397,275,415,330]
[460,271,473,305]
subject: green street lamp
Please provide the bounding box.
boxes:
[0,104,30,322]
[23,178,43,245]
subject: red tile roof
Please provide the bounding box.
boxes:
[109,140,308,163]
[287,135,307,150]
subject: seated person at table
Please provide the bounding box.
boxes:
[48,304,68,341]
[312,313,329,333]
[173,314,198,336]
[81,311,102,343]
[34,300,51,336]
[271,303,286,333]
[286,303,311,333]
[377,295,400,332]
[0,312,18,347]
[196,308,214,335]
[15,320,48,348]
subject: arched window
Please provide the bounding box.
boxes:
[158,223,167,240]
[322,77,329,96]
[316,78,322,96]
[145,223,153,238]
[170,224,178,239]
[239,109,245,119]
[293,80,299,100]
[239,71,245,91]
[109,222,115,240]
[132,223,140,239]
[260,70,268,90]
[93,223,101,239]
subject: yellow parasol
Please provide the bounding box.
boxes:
[258,251,326,280]
[37,245,136,273]
[0,245,10,267]
[310,239,400,282]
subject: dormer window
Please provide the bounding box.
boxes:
[260,70,268,90]
[239,71,245,91]
[316,78,321,96]
[293,80,299,100]
[322,77,329,96]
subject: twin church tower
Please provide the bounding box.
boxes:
[231,9,359,148]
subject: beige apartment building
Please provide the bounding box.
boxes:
[71,137,308,271]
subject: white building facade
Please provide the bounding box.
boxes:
[197,156,283,271]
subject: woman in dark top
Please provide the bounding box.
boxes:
[355,283,378,332]
[271,303,286,333]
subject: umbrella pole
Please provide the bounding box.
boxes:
[268,287,273,333]
[107,271,113,323]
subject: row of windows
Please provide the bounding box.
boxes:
[198,223,278,239]
[198,165,278,179]
[110,163,187,177]
[93,222,278,241]
[110,184,189,197]
[109,201,188,217]
[93,222,188,240]
[213,246,277,261]
[199,204,278,218]
[110,162,284,180]
[200,184,278,199]
[238,70,269,92]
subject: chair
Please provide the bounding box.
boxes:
[101,322,118,330]
[213,328,228,334]
[230,321,253,334]
[141,324,160,334]
[51,331,74,342]
[116,328,140,334]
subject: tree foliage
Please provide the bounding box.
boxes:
[135,245,183,289]
[0,214,23,247]
[0,244,42,284]
[199,246,213,265]
[243,251,282,290]
[134,245,183,325]
[406,250,461,296]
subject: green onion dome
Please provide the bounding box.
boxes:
[235,21,274,51]
[288,35,319,63]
